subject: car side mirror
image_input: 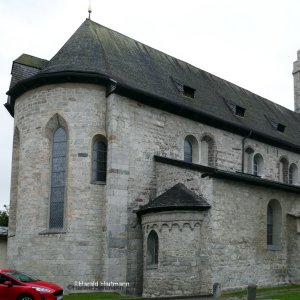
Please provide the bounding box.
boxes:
[4,281,13,287]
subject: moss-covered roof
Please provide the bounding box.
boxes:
[14,54,48,69]
[6,19,300,151]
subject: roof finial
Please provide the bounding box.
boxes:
[88,0,92,20]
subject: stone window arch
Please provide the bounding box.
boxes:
[184,135,199,163]
[267,199,282,249]
[46,114,68,229]
[200,134,216,166]
[253,153,263,176]
[92,135,107,183]
[50,127,67,229]
[279,157,289,183]
[244,146,254,173]
[288,163,298,185]
[9,127,20,233]
[147,230,159,266]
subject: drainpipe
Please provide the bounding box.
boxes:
[241,130,253,173]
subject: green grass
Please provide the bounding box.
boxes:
[223,284,300,299]
[222,290,247,298]
[63,286,300,300]
[64,292,138,300]
[259,291,300,300]
[258,284,300,293]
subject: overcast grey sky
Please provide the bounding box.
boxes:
[1,0,300,209]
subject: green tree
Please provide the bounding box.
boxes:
[0,205,9,227]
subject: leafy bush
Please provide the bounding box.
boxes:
[0,205,9,227]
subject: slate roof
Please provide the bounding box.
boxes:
[9,54,48,89]
[5,19,300,152]
[136,183,211,216]
[14,54,48,69]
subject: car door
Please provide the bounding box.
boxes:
[0,274,16,300]
[0,274,33,300]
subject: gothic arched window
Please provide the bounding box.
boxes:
[50,127,67,229]
[184,139,193,163]
[184,135,198,163]
[92,137,107,183]
[267,205,273,246]
[147,230,159,266]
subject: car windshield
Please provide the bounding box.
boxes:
[4,271,40,282]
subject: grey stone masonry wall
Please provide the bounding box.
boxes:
[8,127,20,234]
[287,212,300,283]
[8,81,300,296]
[7,83,108,291]
[103,93,300,294]
[211,179,300,290]
[293,50,300,113]
[154,160,300,291]
[110,94,300,184]
[104,94,131,289]
[142,211,211,297]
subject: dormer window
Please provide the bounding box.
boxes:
[265,115,286,133]
[224,98,246,117]
[183,85,195,98]
[277,123,285,133]
[235,105,245,117]
[171,77,196,99]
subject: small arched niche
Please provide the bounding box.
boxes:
[200,134,216,166]
[244,146,254,173]
[288,163,298,185]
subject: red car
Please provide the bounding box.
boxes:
[0,269,63,300]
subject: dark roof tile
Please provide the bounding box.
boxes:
[136,183,211,216]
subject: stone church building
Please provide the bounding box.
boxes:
[4,19,300,296]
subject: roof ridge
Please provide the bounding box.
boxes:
[88,20,112,77]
